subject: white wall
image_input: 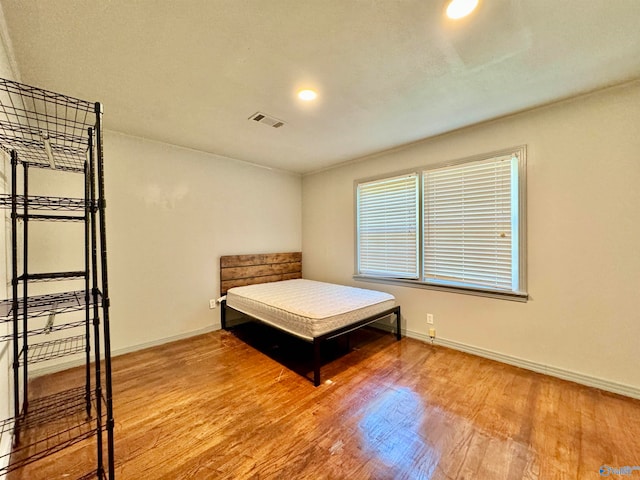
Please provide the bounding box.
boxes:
[0,155,9,477]
[0,7,18,473]
[104,132,301,353]
[0,140,10,478]
[302,80,640,397]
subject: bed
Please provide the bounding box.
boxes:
[219,252,401,386]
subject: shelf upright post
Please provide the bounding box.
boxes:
[21,161,29,415]
[84,158,91,418]
[10,150,20,443]
[88,126,105,477]
[95,101,115,479]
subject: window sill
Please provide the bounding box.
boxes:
[353,275,529,303]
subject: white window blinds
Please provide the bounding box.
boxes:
[357,174,419,279]
[423,154,519,292]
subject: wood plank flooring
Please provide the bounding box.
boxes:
[7,325,640,479]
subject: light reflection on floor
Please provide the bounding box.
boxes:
[358,386,439,478]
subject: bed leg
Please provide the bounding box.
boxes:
[313,340,321,386]
[221,300,227,330]
[395,306,401,340]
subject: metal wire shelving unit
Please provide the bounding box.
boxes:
[0,78,114,479]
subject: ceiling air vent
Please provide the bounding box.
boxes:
[249,111,285,128]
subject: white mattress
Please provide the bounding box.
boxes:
[226,279,396,340]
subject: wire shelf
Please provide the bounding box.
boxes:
[0,78,96,172]
[22,386,93,429]
[0,194,94,211]
[18,213,86,222]
[0,290,98,321]
[0,319,86,343]
[0,386,103,475]
[21,334,86,365]
[17,271,87,283]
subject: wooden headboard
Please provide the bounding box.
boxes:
[220,252,302,295]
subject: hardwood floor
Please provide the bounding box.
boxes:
[8,325,640,479]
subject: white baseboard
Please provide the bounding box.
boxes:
[0,428,11,480]
[30,324,219,378]
[375,322,640,400]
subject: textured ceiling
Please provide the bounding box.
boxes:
[2,0,639,174]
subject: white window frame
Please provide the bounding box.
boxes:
[354,146,528,302]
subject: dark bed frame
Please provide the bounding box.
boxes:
[219,252,401,386]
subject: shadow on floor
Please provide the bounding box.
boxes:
[227,319,391,384]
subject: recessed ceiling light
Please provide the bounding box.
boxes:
[446,0,479,19]
[298,89,317,101]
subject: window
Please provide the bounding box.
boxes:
[356,174,419,279]
[355,147,527,300]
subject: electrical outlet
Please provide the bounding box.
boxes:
[429,327,436,338]
[209,299,216,309]
[427,313,434,324]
